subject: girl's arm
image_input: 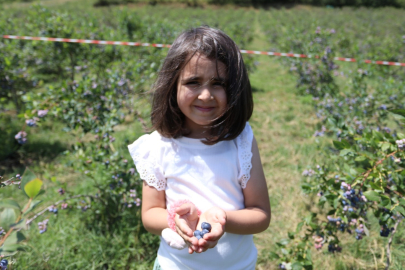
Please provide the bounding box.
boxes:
[141,181,168,235]
[224,136,271,234]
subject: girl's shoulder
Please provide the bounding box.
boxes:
[127,131,170,190]
[127,131,171,156]
[234,122,253,145]
[235,122,254,189]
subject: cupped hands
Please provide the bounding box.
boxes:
[174,204,226,254]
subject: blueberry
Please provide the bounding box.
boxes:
[194,230,202,239]
[202,229,210,236]
[1,259,8,267]
[342,200,347,205]
[201,222,212,232]
[279,264,286,269]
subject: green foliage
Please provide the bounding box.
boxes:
[258,8,405,269]
[1,3,257,268]
[0,169,46,258]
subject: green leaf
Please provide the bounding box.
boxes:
[296,221,304,233]
[20,167,37,197]
[4,57,11,66]
[363,190,380,202]
[340,149,353,157]
[10,219,26,230]
[3,231,26,245]
[380,142,390,152]
[0,199,21,211]
[0,244,28,253]
[24,178,43,199]
[399,198,405,207]
[279,238,291,246]
[397,133,405,140]
[355,156,366,162]
[292,262,304,270]
[380,195,391,208]
[390,109,405,118]
[395,206,405,217]
[268,252,280,259]
[370,182,384,192]
[333,198,339,209]
[301,183,312,193]
[0,248,18,257]
[363,224,370,237]
[333,140,345,150]
[0,208,17,231]
[22,200,42,217]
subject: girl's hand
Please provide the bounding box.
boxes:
[194,206,227,253]
[174,203,200,254]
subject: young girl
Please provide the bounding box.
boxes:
[128,26,271,270]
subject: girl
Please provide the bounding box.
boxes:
[128,26,271,270]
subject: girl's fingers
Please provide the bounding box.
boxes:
[175,204,199,220]
[175,204,192,216]
[193,239,217,253]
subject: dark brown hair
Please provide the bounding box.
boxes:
[151,26,253,144]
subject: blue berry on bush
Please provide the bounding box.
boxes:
[26,119,36,127]
[1,259,8,269]
[380,225,391,237]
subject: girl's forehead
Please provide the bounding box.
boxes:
[180,54,227,77]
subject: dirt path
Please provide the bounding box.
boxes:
[248,14,323,269]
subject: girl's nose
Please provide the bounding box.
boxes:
[198,87,213,101]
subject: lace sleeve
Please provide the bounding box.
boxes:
[127,133,166,191]
[236,122,254,189]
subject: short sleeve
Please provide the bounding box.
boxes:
[127,133,166,191]
[236,122,254,189]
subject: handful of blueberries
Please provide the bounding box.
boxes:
[193,222,212,240]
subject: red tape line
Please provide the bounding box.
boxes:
[2,35,405,67]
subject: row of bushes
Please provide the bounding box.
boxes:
[3,0,405,8]
[92,0,405,7]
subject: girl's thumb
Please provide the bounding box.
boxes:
[175,204,192,216]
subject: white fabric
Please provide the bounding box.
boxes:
[161,228,188,250]
[128,122,256,270]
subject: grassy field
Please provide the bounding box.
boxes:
[1,1,405,269]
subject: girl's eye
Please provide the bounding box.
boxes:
[186,81,199,85]
[213,82,225,87]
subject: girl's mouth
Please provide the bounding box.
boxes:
[195,106,214,112]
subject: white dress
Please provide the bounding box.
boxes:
[128,122,257,270]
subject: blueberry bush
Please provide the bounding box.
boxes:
[257,10,405,269]
[0,3,256,268]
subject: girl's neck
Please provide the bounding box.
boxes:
[182,120,211,139]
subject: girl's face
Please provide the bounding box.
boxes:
[177,54,227,138]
